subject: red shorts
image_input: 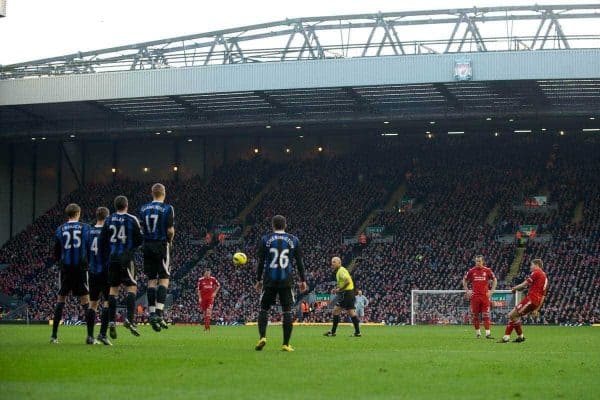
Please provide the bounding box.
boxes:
[470,295,491,314]
[515,296,539,316]
[200,297,214,311]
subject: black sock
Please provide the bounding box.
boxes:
[282,311,293,346]
[351,316,360,334]
[258,309,268,338]
[52,302,65,338]
[156,285,167,317]
[332,315,340,334]
[147,287,157,315]
[108,295,117,323]
[126,292,136,322]
[86,308,96,338]
[100,308,109,336]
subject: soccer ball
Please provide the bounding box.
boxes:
[233,252,248,266]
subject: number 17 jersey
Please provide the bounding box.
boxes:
[257,232,306,288]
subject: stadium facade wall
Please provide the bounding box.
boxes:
[0,145,9,245]
[2,49,600,106]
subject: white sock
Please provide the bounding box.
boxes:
[476,329,481,335]
[518,334,524,339]
[485,329,491,336]
[503,335,510,341]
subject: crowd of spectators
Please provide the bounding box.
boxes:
[1,133,598,326]
[509,136,600,325]
[0,158,275,321]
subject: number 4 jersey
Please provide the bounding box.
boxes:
[54,221,91,268]
[88,225,109,274]
[256,232,306,288]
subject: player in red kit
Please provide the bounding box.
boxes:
[501,258,548,343]
[197,269,220,331]
[462,255,497,339]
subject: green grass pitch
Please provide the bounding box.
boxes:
[1,325,598,399]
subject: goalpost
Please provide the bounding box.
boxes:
[410,290,521,326]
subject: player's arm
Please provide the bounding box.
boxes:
[53,230,62,262]
[212,279,221,299]
[462,272,472,299]
[166,206,175,244]
[254,239,266,292]
[197,281,202,307]
[511,279,529,293]
[82,225,91,269]
[132,217,144,247]
[364,297,369,307]
[489,276,498,296]
[99,219,110,250]
[294,241,308,292]
[138,208,146,235]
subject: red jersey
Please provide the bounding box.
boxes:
[526,268,548,304]
[464,266,496,296]
[198,276,220,299]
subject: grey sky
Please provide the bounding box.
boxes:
[0,0,591,65]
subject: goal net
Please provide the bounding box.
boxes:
[410,290,521,326]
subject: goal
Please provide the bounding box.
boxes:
[410,290,521,326]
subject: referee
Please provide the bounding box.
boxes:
[324,257,361,337]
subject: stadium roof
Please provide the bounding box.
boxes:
[1,4,599,140]
[1,4,599,79]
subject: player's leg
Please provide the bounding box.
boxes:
[97,300,112,345]
[280,288,295,351]
[324,291,342,336]
[107,286,119,339]
[147,278,160,332]
[501,308,519,342]
[348,308,361,336]
[80,294,96,344]
[97,274,112,344]
[256,288,274,350]
[123,281,140,337]
[51,267,72,342]
[200,299,213,331]
[325,305,342,336]
[90,297,99,340]
[205,304,212,330]
[156,278,170,328]
[471,297,481,338]
[501,298,531,342]
[51,293,66,343]
[511,300,535,342]
[482,297,492,338]
[340,290,359,336]
[107,261,120,339]
[76,270,96,344]
[144,244,163,331]
[155,243,171,328]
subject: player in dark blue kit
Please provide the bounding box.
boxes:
[139,183,175,332]
[100,195,143,339]
[51,203,92,344]
[254,215,307,352]
[88,206,112,345]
